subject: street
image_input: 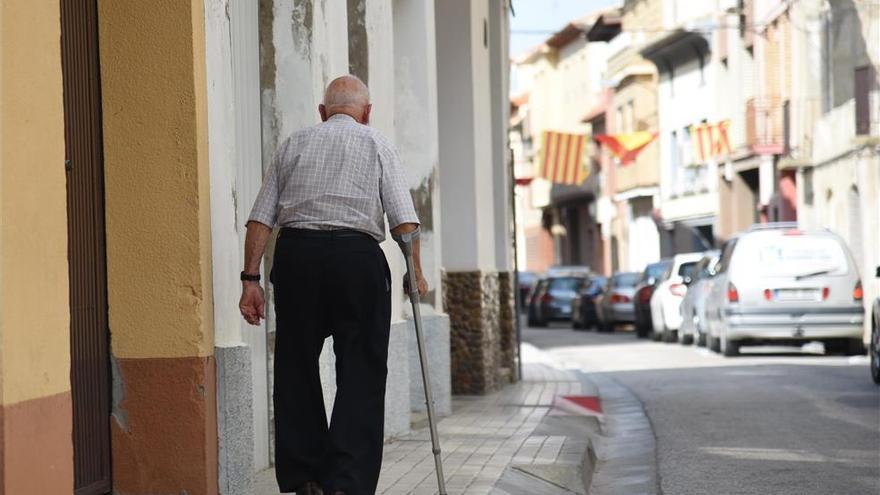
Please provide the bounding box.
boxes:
[523,322,880,495]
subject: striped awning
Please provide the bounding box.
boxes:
[537,131,588,185]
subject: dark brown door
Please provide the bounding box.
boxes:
[60,0,112,493]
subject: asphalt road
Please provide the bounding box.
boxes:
[522,321,880,495]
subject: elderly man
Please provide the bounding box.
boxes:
[240,75,427,495]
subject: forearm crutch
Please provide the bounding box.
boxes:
[393,228,447,495]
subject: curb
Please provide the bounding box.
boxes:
[577,372,659,495]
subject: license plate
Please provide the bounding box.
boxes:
[774,289,820,301]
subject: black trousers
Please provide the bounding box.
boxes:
[271,229,392,495]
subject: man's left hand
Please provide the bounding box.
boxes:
[239,282,265,325]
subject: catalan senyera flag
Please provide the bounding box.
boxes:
[595,131,658,165]
[538,131,589,185]
[690,120,731,163]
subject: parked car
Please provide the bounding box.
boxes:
[596,272,642,332]
[547,265,591,277]
[705,224,865,357]
[871,266,880,385]
[528,274,587,327]
[678,251,720,346]
[526,277,548,326]
[517,271,539,313]
[572,275,608,330]
[634,260,672,339]
[650,252,704,342]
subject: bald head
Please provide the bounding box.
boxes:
[320,75,371,124]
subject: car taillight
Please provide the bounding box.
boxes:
[854,281,863,301]
[610,293,631,303]
[669,283,686,297]
[822,287,830,300]
[727,282,739,302]
[763,289,773,301]
[638,287,652,304]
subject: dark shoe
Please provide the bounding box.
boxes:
[295,482,324,495]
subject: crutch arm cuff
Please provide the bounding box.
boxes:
[391,225,421,245]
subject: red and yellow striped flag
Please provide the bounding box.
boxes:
[537,131,588,185]
[690,120,731,163]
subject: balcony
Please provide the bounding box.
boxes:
[746,96,788,155]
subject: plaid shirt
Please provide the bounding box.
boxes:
[247,114,419,241]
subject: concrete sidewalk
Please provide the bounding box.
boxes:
[254,344,603,494]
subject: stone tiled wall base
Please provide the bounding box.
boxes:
[445,270,512,395]
[408,313,452,416]
[497,272,517,384]
[216,345,255,495]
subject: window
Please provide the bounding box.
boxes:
[855,65,872,135]
[625,100,635,134]
[803,166,814,205]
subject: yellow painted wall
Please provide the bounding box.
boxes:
[98,0,214,359]
[0,0,72,405]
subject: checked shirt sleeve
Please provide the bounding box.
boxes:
[378,142,419,230]
[247,143,283,228]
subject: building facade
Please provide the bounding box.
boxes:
[515,14,612,272]
[591,1,663,274]
[0,0,515,493]
[641,0,729,255]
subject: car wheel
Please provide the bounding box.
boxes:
[697,333,707,347]
[680,333,694,346]
[709,336,721,353]
[845,338,866,356]
[635,322,649,339]
[721,334,740,357]
[572,319,583,330]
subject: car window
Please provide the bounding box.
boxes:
[678,262,699,279]
[717,240,737,274]
[548,277,583,292]
[733,234,850,277]
[614,272,641,287]
[642,262,671,282]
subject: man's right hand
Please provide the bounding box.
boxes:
[239,282,266,325]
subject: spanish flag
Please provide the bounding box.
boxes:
[595,131,658,165]
[538,131,588,185]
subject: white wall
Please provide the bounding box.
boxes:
[205,0,270,471]
[657,53,722,223]
[436,0,498,271]
[393,0,444,312]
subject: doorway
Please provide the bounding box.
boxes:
[61,0,112,493]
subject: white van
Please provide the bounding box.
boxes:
[705,224,865,357]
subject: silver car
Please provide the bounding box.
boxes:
[679,250,720,346]
[596,271,641,332]
[705,224,865,356]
